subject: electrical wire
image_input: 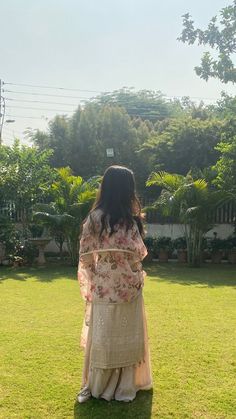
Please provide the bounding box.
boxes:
[3,81,219,101]
[3,89,94,100]
[5,114,48,120]
[7,105,75,113]
[5,99,174,116]
[4,112,173,120]
[1,79,221,127]
[165,95,218,102]
[5,97,78,107]
[3,81,102,94]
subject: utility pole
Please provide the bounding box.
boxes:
[0,80,15,143]
[0,79,4,144]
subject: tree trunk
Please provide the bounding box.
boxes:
[185,223,203,267]
[67,233,79,266]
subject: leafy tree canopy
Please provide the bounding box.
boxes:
[0,140,55,208]
[139,116,227,175]
[178,1,236,83]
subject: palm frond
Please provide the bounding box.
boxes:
[146,171,184,191]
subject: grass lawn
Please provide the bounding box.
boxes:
[0,263,236,419]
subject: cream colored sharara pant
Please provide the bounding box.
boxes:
[81,291,152,402]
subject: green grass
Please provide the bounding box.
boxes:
[0,263,236,418]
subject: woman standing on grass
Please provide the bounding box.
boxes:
[77,165,152,403]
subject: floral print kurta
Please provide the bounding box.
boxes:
[77,209,147,304]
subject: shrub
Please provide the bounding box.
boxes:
[155,236,173,252]
[173,236,187,250]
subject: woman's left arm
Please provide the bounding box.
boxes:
[77,215,96,302]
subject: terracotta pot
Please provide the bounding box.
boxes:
[211,251,223,264]
[177,249,187,263]
[158,249,169,263]
[201,250,210,263]
[228,250,236,264]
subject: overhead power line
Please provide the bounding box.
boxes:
[165,94,218,102]
[3,81,102,94]
[3,89,92,100]
[5,98,174,115]
[7,105,75,113]
[4,112,176,120]
[5,114,48,120]
[5,97,78,107]
[3,83,219,102]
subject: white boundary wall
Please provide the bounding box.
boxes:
[145,223,234,239]
[43,223,234,253]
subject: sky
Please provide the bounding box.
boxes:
[1,0,235,145]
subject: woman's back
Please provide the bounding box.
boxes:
[78,208,148,303]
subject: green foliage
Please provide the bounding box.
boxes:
[226,234,236,249]
[178,2,236,83]
[33,167,100,265]
[141,117,225,175]
[0,215,20,256]
[173,236,187,250]
[146,171,232,266]
[93,88,180,121]
[155,236,173,251]
[0,140,55,226]
[207,238,228,252]
[0,216,40,265]
[30,103,155,194]
[27,89,236,198]
[212,135,236,194]
[28,224,44,238]
[143,237,155,253]
[14,241,39,266]
[213,93,236,118]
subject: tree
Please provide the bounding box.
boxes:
[178,1,236,83]
[139,116,225,175]
[93,88,181,121]
[0,140,55,230]
[211,92,236,118]
[146,171,232,267]
[212,135,236,195]
[30,103,150,194]
[29,114,72,168]
[33,167,100,265]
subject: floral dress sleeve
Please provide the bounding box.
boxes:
[131,221,148,261]
[77,214,98,302]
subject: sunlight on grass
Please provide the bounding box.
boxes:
[0,264,235,418]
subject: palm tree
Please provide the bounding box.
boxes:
[33,167,100,265]
[146,171,232,267]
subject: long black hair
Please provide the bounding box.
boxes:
[88,165,145,238]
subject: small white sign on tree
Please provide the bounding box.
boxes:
[106,148,114,158]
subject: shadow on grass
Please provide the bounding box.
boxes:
[1,263,236,288]
[0,265,77,283]
[144,262,236,288]
[73,389,153,419]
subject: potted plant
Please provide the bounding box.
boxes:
[146,171,232,267]
[0,216,22,266]
[143,237,155,262]
[155,236,172,262]
[226,235,236,264]
[208,237,226,264]
[28,223,44,238]
[173,236,187,263]
[200,237,211,263]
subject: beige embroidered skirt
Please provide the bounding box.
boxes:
[81,291,152,401]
